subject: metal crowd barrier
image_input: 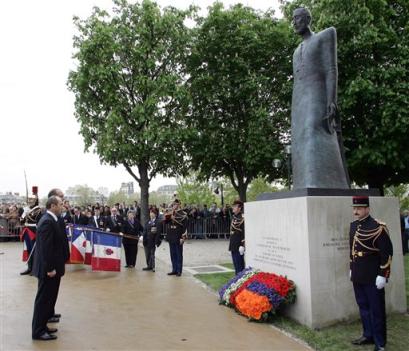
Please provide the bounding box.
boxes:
[0,217,21,241]
[162,217,231,239]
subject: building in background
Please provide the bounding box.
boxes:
[0,192,24,205]
[120,182,134,195]
[156,185,177,198]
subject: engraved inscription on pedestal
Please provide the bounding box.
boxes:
[322,237,349,251]
[253,235,295,270]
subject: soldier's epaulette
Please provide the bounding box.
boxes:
[374,219,389,234]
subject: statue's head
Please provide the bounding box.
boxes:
[292,7,311,35]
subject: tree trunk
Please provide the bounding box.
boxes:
[236,178,248,202]
[138,163,150,226]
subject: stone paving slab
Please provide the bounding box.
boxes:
[0,242,309,351]
[183,265,234,275]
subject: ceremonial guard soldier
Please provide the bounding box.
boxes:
[20,189,42,275]
[229,200,245,274]
[165,199,187,276]
[349,196,393,351]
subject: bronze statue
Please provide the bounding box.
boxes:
[291,7,350,189]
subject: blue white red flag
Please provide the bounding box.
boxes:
[91,230,122,272]
[84,230,93,265]
[70,227,87,263]
[20,227,36,262]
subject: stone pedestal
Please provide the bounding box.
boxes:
[245,195,407,328]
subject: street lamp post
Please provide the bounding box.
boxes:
[214,183,224,207]
[273,144,292,190]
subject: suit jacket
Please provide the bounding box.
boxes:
[143,217,163,248]
[32,212,66,278]
[105,215,124,233]
[88,215,105,229]
[58,216,70,262]
[122,219,144,245]
[73,214,88,225]
[61,212,73,225]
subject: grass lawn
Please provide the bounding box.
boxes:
[194,255,409,351]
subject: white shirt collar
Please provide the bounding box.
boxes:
[47,210,58,222]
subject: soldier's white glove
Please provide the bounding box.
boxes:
[349,270,351,279]
[239,246,245,255]
[375,275,386,290]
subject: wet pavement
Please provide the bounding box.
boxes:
[0,241,309,350]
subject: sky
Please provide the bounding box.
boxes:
[0,0,282,196]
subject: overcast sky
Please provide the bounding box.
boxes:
[0,0,282,196]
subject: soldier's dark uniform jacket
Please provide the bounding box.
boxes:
[165,209,188,243]
[349,215,393,284]
[229,213,244,251]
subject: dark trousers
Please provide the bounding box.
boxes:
[353,282,386,348]
[32,276,61,338]
[27,241,36,271]
[169,242,183,274]
[144,246,156,269]
[50,277,61,318]
[231,251,245,275]
[403,229,409,254]
[123,244,138,266]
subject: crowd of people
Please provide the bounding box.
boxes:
[0,200,235,241]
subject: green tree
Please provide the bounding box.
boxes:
[283,0,409,194]
[246,177,278,202]
[176,176,216,206]
[68,0,194,223]
[385,184,409,210]
[186,3,294,201]
[107,190,129,206]
[66,184,99,206]
[148,191,172,207]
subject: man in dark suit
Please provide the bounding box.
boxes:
[349,196,393,351]
[47,188,70,324]
[88,207,105,229]
[73,207,88,225]
[32,196,66,341]
[61,205,72,225]
[105,207,123,233]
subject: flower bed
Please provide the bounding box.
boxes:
[219,268,296,321]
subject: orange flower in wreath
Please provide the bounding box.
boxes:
[235,289,272,320]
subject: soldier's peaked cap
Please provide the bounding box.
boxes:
[352,196,369,207]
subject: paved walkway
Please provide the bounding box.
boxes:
[0,241,309,350]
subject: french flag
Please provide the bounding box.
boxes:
[20,227,36,262]
[91,231,122,272]
[70,227,87,263]
[84,230,93,265]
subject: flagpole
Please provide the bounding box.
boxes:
[69,225,139,240]
[24,170,28,202]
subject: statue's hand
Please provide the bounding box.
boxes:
[323,102,338,134]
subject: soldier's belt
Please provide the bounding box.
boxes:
[24,224,37,227]
[354,251,376,258]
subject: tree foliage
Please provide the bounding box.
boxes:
[66,184,100,206]
[176,176,217,206]
[246,177,279,202]
[186,3,295,201]
[385,184,409,210]
[283,0,409,193]
[68,0,194,223]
